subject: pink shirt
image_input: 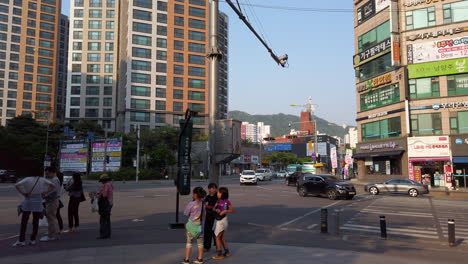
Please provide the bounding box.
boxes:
[98,182,113,205]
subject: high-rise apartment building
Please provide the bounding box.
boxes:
[55,14,69,120]
[66,0,227,133]
[0,0,62,126]
[353,0,468,188]
[218,11,228,119]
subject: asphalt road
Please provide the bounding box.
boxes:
[1,178,468,263]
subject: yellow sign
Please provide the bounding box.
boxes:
[357,73,392,93]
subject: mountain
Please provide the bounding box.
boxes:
[228,110,350,139]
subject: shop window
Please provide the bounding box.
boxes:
[450,111,468,134]
[448,73,468,96]
[358,21,390,52]
[365,157,401,175]
[361,117,401,141]
[406,7,435,30]
[409,77,440,99]
[443,0,468,24]
[411,113,442,136]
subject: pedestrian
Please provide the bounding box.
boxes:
[40,167,61,242]
[12,174,56,247]
[95,174,113,239]
[203,183,218,252]
[212,187,235,260]
[182,186,206,264]
[65,172,85,232]
[56,172,64,233]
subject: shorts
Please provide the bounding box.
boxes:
[186,230,203,249]
[213,217,228,237]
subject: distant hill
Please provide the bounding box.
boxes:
[228,110,350,139]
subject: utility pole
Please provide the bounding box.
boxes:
[136,124,140,183]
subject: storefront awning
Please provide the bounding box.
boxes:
[353,150,404,159]
[454,157,468,164]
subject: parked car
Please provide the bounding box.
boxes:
[297,174,356,200]
[240,170,258,185]
[365,179,429,197]
[255,168,272,181]
[277,170,288,178]
[285,171,300,186]
[0,169,17,183]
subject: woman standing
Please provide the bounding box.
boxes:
[65,173,85,232]
[95,174,113,239]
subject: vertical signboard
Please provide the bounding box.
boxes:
[59,139,89,173]
[91,137,122,172]
[331,147,338,169]
[177,119,193,196]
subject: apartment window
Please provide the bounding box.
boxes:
[106,21,114,29]
[155,113,165,123]
[37,85,51,92]
[132,47,151,58]
[25,65,34,73]
[70,109,80,117]
[188,42,205,53]
[70,97,80,106]
[130,112,149,122]
[133,22,151,33]
[450,111,468,134]
[104,64,113,73]
[133,9,151,21]
[157,25,167,36]
[409,77,440,99]
[174,40,184,50]
[411,113,442,136]
[358,53,393,81]
[157,1,167,11]
[86,75,101,84]
[189,30,205,41]
[131,86,150,97]
[74,9,83,17]
[105,53,113,62]
[189,7,205,18]
[156,63,166,73]
[103,98,112,106]
[189,66,205,77]
[106,10,115,18]
[86,86,100,95]
[88,31,101,40]
[155,100,166,110]
[131,99,150,109]
[189,78,204,89]
[88,53,101,61]
[41,5,55,13]
[105,42,114,51]
[361,117,401,141]
[189,91,204,101]
[173,114,183,125]
[175,4,184,14]
[72,53,82,62]
[106,32,114,40]
[7,91,17,99]
[173,102,183,112]
[88,42,101,51]
[157,50,167,60]
[174,28,184,38]
[134,0,151,8]
[189,55,205,65]
[173,89,183,99]
[70,86,81,95]
[189,18,205,29]
[7,100,16,108]
[86,97,99,106]
[175,16,184,26]
[157,13,167,23]
[23,102,31,109]
[73,42,82,51]
[24,83,33,91]
[406,7,435,30]
[132,60,151,71]
[73,31,83,39]
[157,38,167,48]
[106,0,115,7]
[448,73,468,96]
[26,28,35,36]
[40,31,54,40]
[188,103,204,112]
[40,14,54,22]
[37,75,52,83]
[88,20,101,29]
[87,64,100,72]
[89,0,102,7]
[103,109,112,118]
[40,40,53,48]
[23,92,32,100]
[75,0,84,7]
[174,52,184,62]
[132,34,151,46]
[174,64,184,75]
[156,75,166,85]
[89,10,102,18]
[443,0,468,24]
[156,88,166,97]
[131,72,151,84]
[358,21,390,52]
[85,109,98,118]
[104,86,112,95]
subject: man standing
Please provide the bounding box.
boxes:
[40,167,61,242]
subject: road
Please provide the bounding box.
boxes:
[1,178,468,263]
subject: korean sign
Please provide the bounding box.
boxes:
[91,137,122,172]
[404,0,445,7]
[354,38,391,67]
[360,84,400,110]
[407,36,468,64]
[408,58,468,79]
[357,0,375,25]
[406,27,468,42]
[375,0,390,13]
[60,139,88,173]
[177,119,193,196]
[408,136,451,158]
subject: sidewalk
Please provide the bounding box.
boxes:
[0,243,452,264]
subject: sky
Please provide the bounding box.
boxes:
[62,0,357,126]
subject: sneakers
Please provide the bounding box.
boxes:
[28,240,36,246]
[212,255,225,260]
[193,259,204,264]
[181,260,190,264]
[11,241,25,247]
[39,236,57,242]
[224,252,231,257]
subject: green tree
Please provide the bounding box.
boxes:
[267,152,298,170]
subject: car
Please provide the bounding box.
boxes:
[255,168,272,181]
[365,179,429,197]
[0,169,17,183]
[285,171,300,186]
[240,170,258,185]
[277,170,288,178]
[297,174,356,200]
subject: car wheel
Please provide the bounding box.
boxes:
[408,188,419,197]
[346,195,355,200]
[327,190,338,200]
[369,187,379,195]
[298,186,307,197]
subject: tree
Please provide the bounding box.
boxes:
[267,152,298,170]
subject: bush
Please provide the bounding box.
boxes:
[86,167,164,181]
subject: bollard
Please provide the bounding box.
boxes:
[321,208,328,233]
[334,209,341,235]
[380,215,387,239]
[448,219,455,247]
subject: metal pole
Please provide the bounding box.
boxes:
[334,209,341,235]
[136,124,140,183]
[103,130,108,172]
[321,208,328,233]
[448,219,455,247]
[380,215,387,239]
[43,113,50,177]
[208,0,220,186]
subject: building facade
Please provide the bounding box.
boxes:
[66,0,227,133]
[241,121,258,143]
[0,0,62,125]
[55,14,69,120]
[353,0,468,188]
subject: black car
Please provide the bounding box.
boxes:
[0,169,17,183]
[285,172,301,186]
[297,174,356,200]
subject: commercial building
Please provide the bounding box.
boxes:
[345,127,358,148]
[66,0,228,133]
[0,0,62,125]
[353,0,468,188]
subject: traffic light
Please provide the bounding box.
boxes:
[286,135,297,139]
[263,137,275,141]
[105,155,110,164]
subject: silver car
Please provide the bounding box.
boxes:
[365,179,429,197]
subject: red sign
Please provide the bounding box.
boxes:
[414,169,422,183]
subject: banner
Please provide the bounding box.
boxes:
[59,139,88,173]
[91,137,122,172]
[375,0,390,13]
[408,136,451,158]
[408,36,468,64]
[177,120,193,196]
[331,147,338,169]
[360,84,400,110]
[408,58,468,79]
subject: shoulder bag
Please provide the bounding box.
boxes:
[17,177,40,216]
[185,203,204,238]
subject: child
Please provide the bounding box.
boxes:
[183,187,207,264]
[212,187,235,260]
[203,183,218,252]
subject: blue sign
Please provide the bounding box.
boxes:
[456,138,463,145]
[265,144,292,152]
[432,104,440,110]
[311,153,317,160]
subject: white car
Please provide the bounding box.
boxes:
[255,168,272,181]
[240,170,257,185]
[277,170,288,178]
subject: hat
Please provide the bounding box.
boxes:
[99,174,111,182]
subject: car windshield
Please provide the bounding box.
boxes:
[322,176,339,182]
[256,169,265,173]
[243,171,255,175]
[280,170,286,173]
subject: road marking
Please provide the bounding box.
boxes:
[257,186,273,191]
[132,219,144,222]
[340,226,438,239]
[0,234,19,241]
[247,222,270,228]
[361,209,433,218]
[276,201,341,228]
[343,224,438,235]
[307,224,318,230]
[153,194,169,197]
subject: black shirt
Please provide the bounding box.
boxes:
[205,194,218,217]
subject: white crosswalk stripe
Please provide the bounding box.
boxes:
[341,224,439,239]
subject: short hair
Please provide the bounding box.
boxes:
[193,186,206,199]
[45,167,56,173]
[208,183,218,189]
[218,187,229,200]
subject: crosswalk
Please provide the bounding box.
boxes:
[435,199,468,243]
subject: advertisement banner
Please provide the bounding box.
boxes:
[345,149,353,165]
[408,36,468,64]
[59,139,88,173]
[317,142,328,156]
[91,137,122,173]
[354,38,391,67]
[408,136,451,158]
[375,0,390,13]
[331,147,338,169]
[408,58,468,79]
[357,0,375,25]
[360,84,400,110]
[306,142,314,156]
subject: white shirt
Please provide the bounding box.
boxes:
[16,177,54,195]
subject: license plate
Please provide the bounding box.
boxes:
[348,192,356,195]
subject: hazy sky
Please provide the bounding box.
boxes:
[62,0,357,126]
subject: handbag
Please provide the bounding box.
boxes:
[79,192,86,203]
[17,177,40,216]
[185,203,204,238]
[44,191,58,204]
